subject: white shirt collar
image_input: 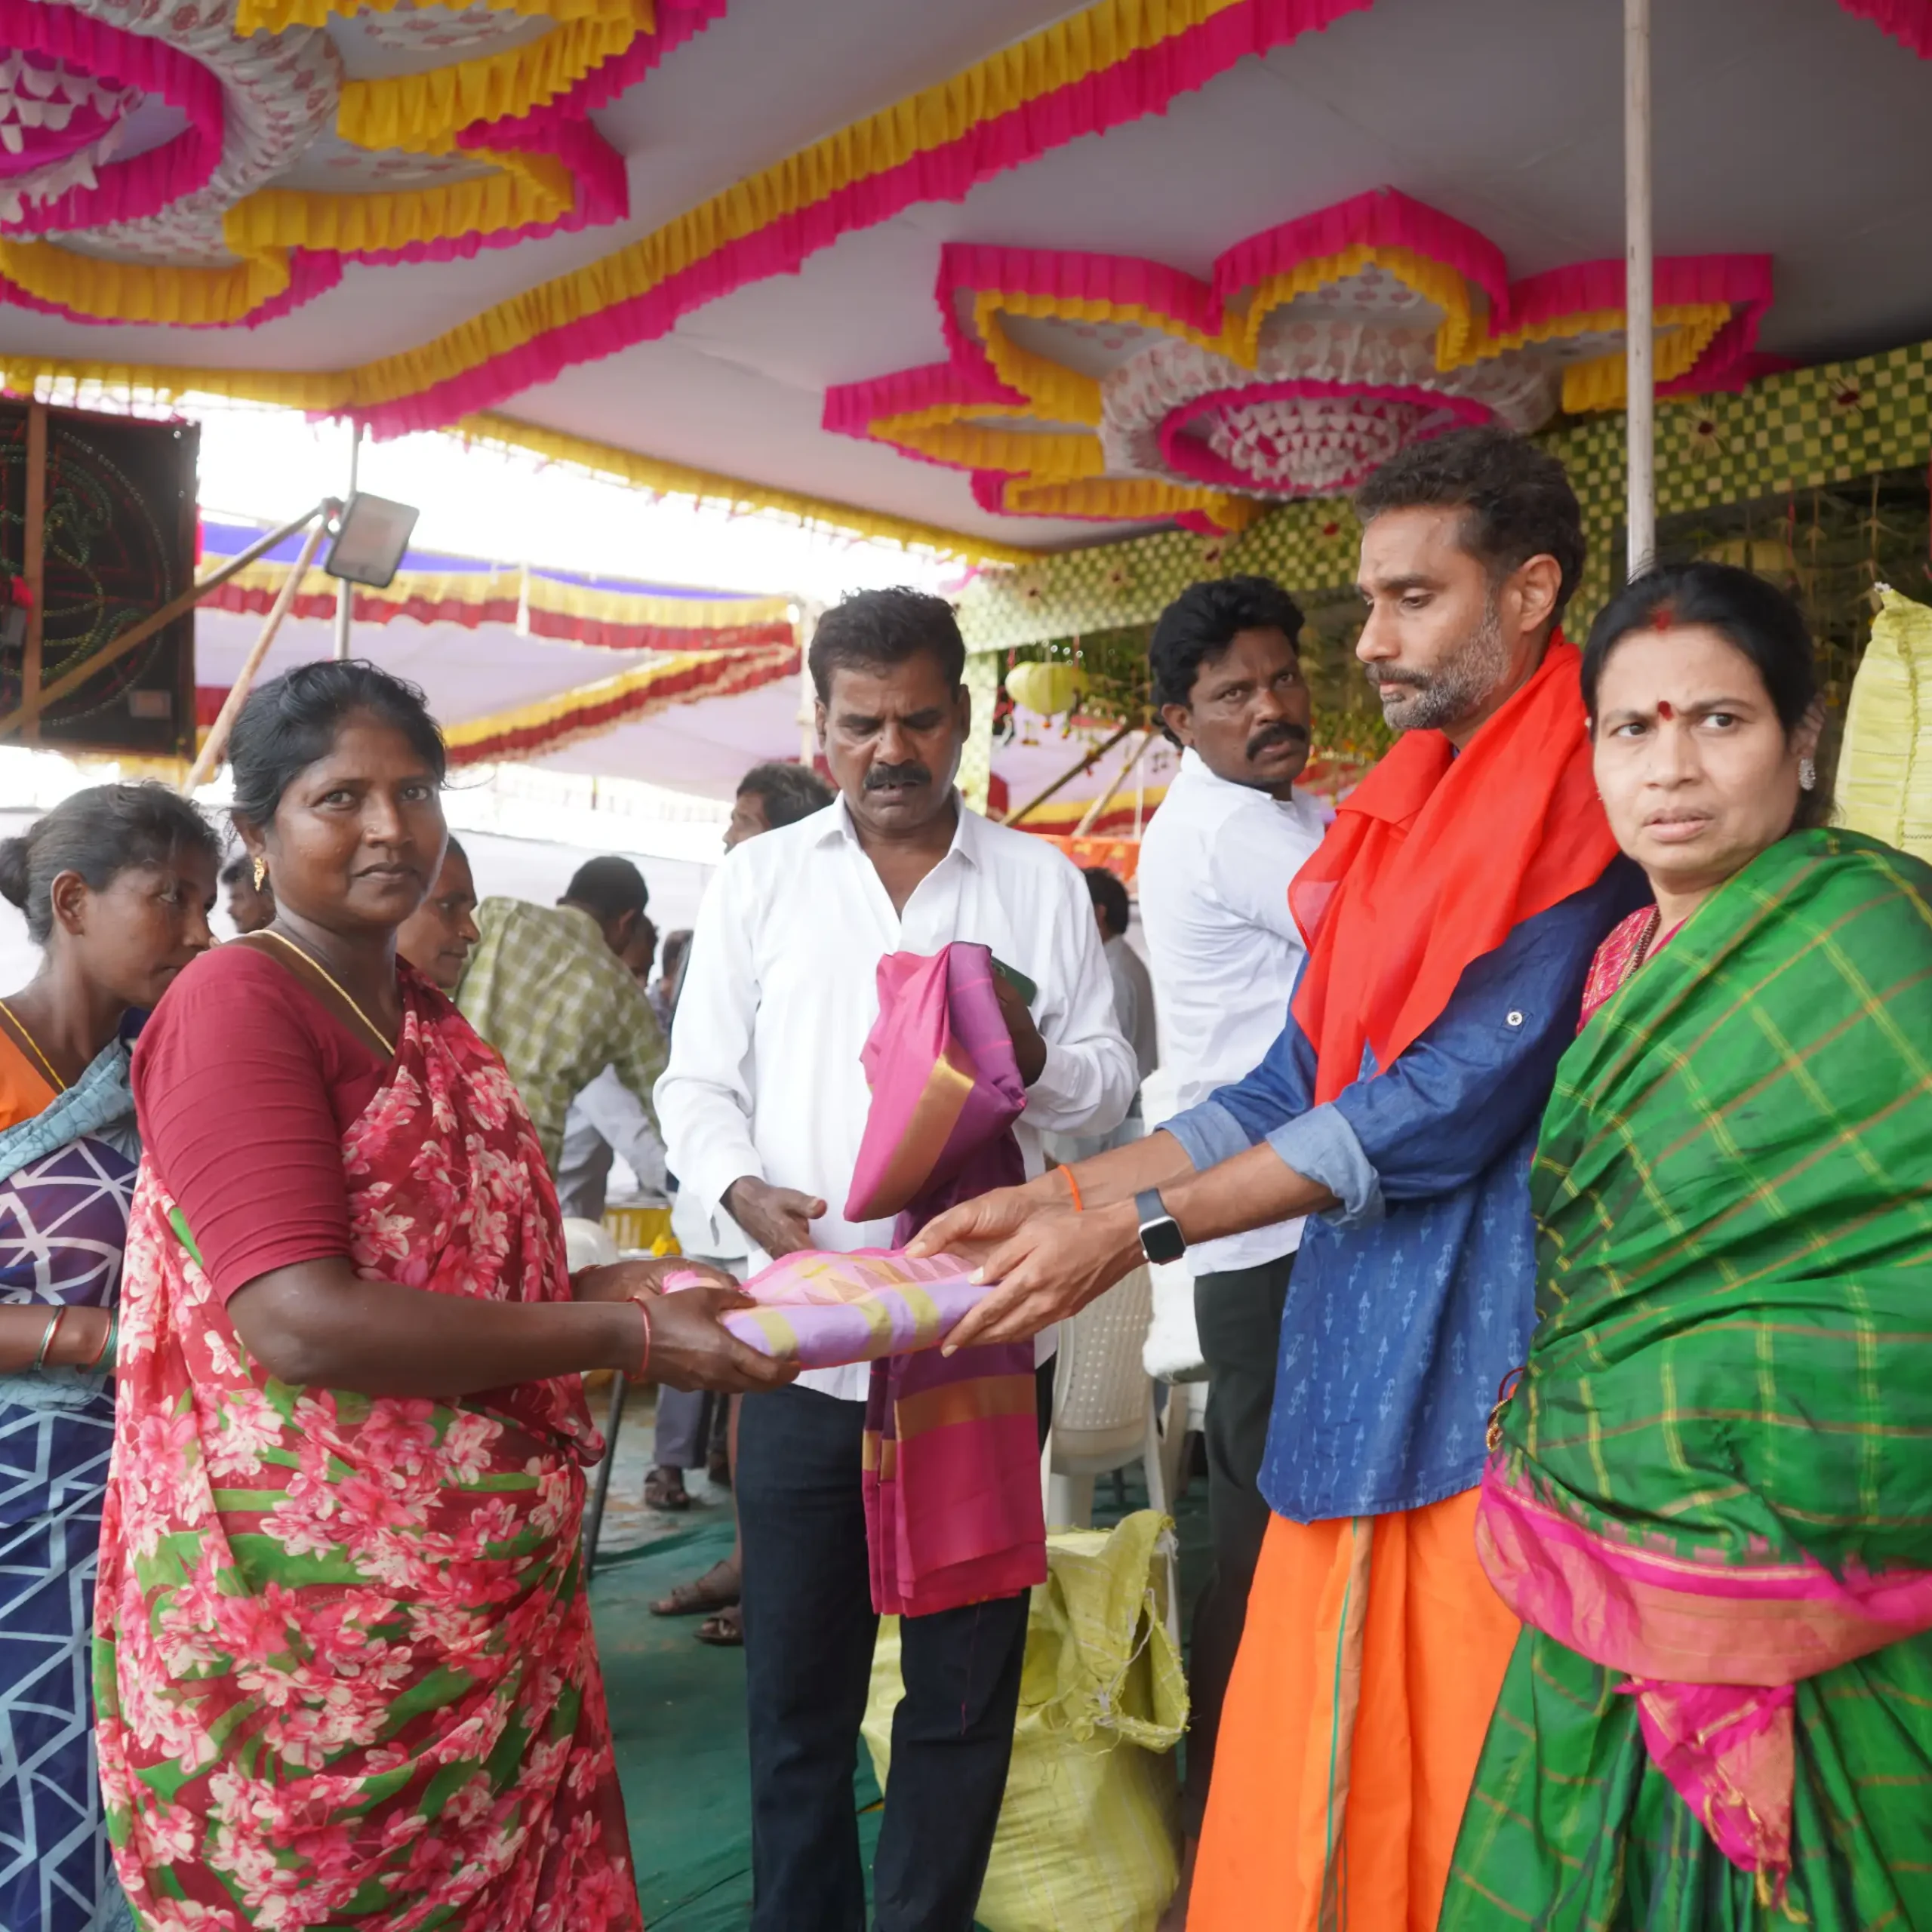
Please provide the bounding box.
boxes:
[822,787,979,869]
[1178,745,1301,808]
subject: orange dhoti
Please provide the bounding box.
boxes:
[1189,1488,1520,1932]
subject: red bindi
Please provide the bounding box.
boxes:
[1657,700,1675,721]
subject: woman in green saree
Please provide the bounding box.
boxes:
[1443,561,1932,1930]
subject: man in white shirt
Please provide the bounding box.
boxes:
[555,918,672,1222]
[1132,575,1328,1900]
[657,587,1136,1932]
[1057,865,1159,1161]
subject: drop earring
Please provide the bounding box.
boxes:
[1798,758,1817,792]
[253,856,269,889]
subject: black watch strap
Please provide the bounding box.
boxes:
[1135,1187,1186,1266]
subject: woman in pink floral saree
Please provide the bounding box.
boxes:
[95,663,789,1932]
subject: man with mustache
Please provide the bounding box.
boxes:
[657,586,1136,1932]
[912,429,1645,1931]
[1130,574,1329,1926]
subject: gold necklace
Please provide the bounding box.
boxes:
[1628,905,1664,975]
[0,997,67,1093]
[257,931,397,1055]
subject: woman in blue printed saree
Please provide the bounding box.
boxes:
[0,783,221,1932]
[1443,562,1932,1929]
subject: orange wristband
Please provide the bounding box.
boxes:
[1057,1164,1084,1213]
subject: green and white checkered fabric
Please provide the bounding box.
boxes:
[456,898,666,1175]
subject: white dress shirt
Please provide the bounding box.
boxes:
[657,792,1138,1401]
[555,1066,671,1221]
[1104,933,1159,1091]
[1134,749,1329,1276]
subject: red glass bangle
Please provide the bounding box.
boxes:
[83,1312,115,1371]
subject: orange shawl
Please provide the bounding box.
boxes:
[1290,638,1617,1103]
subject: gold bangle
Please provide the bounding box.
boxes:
[627,1293,654,1381]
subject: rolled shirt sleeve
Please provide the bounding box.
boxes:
[1019,874,1138,1137]
[1162,872,1642,1229]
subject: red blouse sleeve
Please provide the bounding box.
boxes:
[134,945,389,1300]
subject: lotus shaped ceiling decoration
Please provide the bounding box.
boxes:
[826,189,1774,533]
[0,0,725,329]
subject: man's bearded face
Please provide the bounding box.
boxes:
[1353,505,1526,737]
[1364,590,1510,734]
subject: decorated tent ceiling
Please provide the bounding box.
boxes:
[4,0,1932,553]
[194,518,798,764]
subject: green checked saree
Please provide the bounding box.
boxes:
[1443,829,1932,1930]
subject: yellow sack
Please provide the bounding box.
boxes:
[1837,586,1932,860]
[863,1510,1187,1932]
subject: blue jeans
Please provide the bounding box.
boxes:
[736,1370,1051,1932]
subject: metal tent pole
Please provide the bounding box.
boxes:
[183,515,333,793]
[334,422,361,661]
[1625,0,1655,579]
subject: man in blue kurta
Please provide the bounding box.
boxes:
[913,427,1644,1930]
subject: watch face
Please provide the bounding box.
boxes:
[1135,1189,1186,1265]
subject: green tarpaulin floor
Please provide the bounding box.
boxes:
[589,1449,1209,1930]
[589,1512,884,1930]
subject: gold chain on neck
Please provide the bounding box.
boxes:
[257,931,397,1056]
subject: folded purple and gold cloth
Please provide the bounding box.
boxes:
[663,1248,984,1368]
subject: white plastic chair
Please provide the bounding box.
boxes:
[1041,1263,1180,1641]
[1043,1263,1168,1527]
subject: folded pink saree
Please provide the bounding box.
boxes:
[847,942,1048,1617]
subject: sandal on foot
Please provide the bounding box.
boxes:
[643,1469,691,1512]
[649,1559,741,1617]
[695,1604,743,1647]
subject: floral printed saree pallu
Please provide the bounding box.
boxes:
[1445,831,1932,1930]
[94,973,642,1932]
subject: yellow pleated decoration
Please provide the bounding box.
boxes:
[1837,586,1932,862]
[336,0,645,155]
[223,150,576,257]
[299,0,1282,408]
[241,0,641,36]
[1558,305,1735,413]
[0,0,1275,448]
[0,238,291,328]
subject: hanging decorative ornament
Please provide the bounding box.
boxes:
[1005,659,1088,718]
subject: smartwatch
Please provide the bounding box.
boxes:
[1134,1188,1186,1266]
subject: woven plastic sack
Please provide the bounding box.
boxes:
[863,1510,1187,1932]
[1837,586,1932,860]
